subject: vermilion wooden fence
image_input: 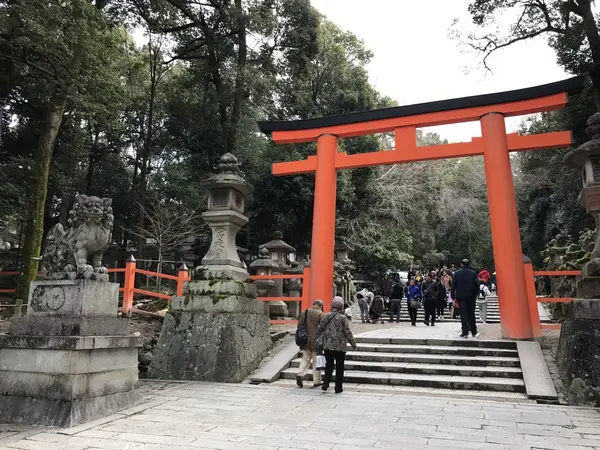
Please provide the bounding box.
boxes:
[0,257,191,315]
[523,264,581,336]
[249,268,311,325]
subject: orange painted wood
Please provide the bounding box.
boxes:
[0,288,16,293]
[122,260,136,314]
[541,324,562,330]
[0,271,20,276]
[523,263,542,338]
[537,297,574,303]
[136,268,178,281]
[534,270,581,276]
[482,113,532,340]
[132,288,173,301]
[272,131,572,175]
[301,267,311,311]
[271,93,567,144]
[249,274,305,280]
[270,320,298,325]
[395,126,416,151]
[256,297,303,302]
[309,134,338,313]
[176,268,189,296]
[108,268,126,273]
[119,288,124,293]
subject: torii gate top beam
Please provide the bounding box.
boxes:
[258,76,583,144]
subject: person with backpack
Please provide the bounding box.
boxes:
[296,300,324,388]
[317,297,357,394]
[389,279,404,323]
[477,281,492,324]
[421,273,440,326]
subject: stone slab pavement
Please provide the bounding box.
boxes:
[2,380,600,450]
[352,321,504,340]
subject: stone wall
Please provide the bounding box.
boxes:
[149,278,272,382]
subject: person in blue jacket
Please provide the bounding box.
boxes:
[404,279,422,326]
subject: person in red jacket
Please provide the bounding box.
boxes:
[478,268,491,288]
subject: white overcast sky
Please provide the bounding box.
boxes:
[310,0,571,142]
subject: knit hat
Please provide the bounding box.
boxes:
[331,296,344,311]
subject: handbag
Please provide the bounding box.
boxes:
[315,315,336,351]
[410,298,422,309]
[295,310,309,347]
[316,353,326,371]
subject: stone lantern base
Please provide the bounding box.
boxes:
[150,278,272,382]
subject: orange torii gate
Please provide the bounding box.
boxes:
[258,76,584,339]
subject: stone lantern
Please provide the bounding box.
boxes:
[284,261,304,318]
[259,231,295,317]
[201,152,253,280]
[249,248,278,300]
[557,112,600,405]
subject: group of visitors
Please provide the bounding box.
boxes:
[296,296,356,394]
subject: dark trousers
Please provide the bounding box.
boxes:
[437,302,445,317]
[424,303,436,325]
[408,307,418,325]
[458,297,477,335]
[389,299,401,321]
[323,350,346,393]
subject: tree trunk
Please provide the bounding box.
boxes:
[579,0,600,110]
[14,96,67,317]
[157,249,162,291]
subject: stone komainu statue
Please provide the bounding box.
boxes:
[41,195,114,279]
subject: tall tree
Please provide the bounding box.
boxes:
[0,0,125,311]
[455,0,600,107]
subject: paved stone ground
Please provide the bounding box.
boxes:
[3,380,600,450]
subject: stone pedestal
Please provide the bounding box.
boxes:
[0,279,141,427]
[149,279,272,382]
[556,298,600,405]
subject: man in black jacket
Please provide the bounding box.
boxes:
[451,259,480,338]
[421,273,440,326]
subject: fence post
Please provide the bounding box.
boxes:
[177,263,189,297]
[523,259,542,339]
[301,268,311,311]
[122,255,136,314]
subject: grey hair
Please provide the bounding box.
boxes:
[313,299,324,309]
[331,297,344,311]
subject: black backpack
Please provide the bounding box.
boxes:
[295,310,309,347]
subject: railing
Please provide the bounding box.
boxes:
[523,261,581,337]
[0,258,191,315]
[249,268,311,325]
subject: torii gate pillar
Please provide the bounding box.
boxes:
[309,134,338,312]
[481,113,532,339]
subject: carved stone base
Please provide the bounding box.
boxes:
[269,301,288,319]
[150,279,272,382]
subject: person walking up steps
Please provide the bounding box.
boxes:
[405,279,421,326]
[296,300,324,388]
[451,259,480,338]
[389,279,403,323]
[477,281,492,324]
[317,297,357,394]
[421,273,440,326]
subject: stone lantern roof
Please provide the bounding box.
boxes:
[249,248,279,271]
[203,153,253,196]
[259,231,296,253]
[565,113,600,169]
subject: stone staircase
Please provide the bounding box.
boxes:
[278,336,527,399]
[395,294,500,323]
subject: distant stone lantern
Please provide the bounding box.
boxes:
[249,248,278,302]
[201,152,253,280]
[259,231,296,317]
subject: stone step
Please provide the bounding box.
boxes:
[346,351,521,367]
[289,358,523,378]
[354,337,516,349]
[353,343,518,357]
[280,368,526,392]
[272,379,530,402]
